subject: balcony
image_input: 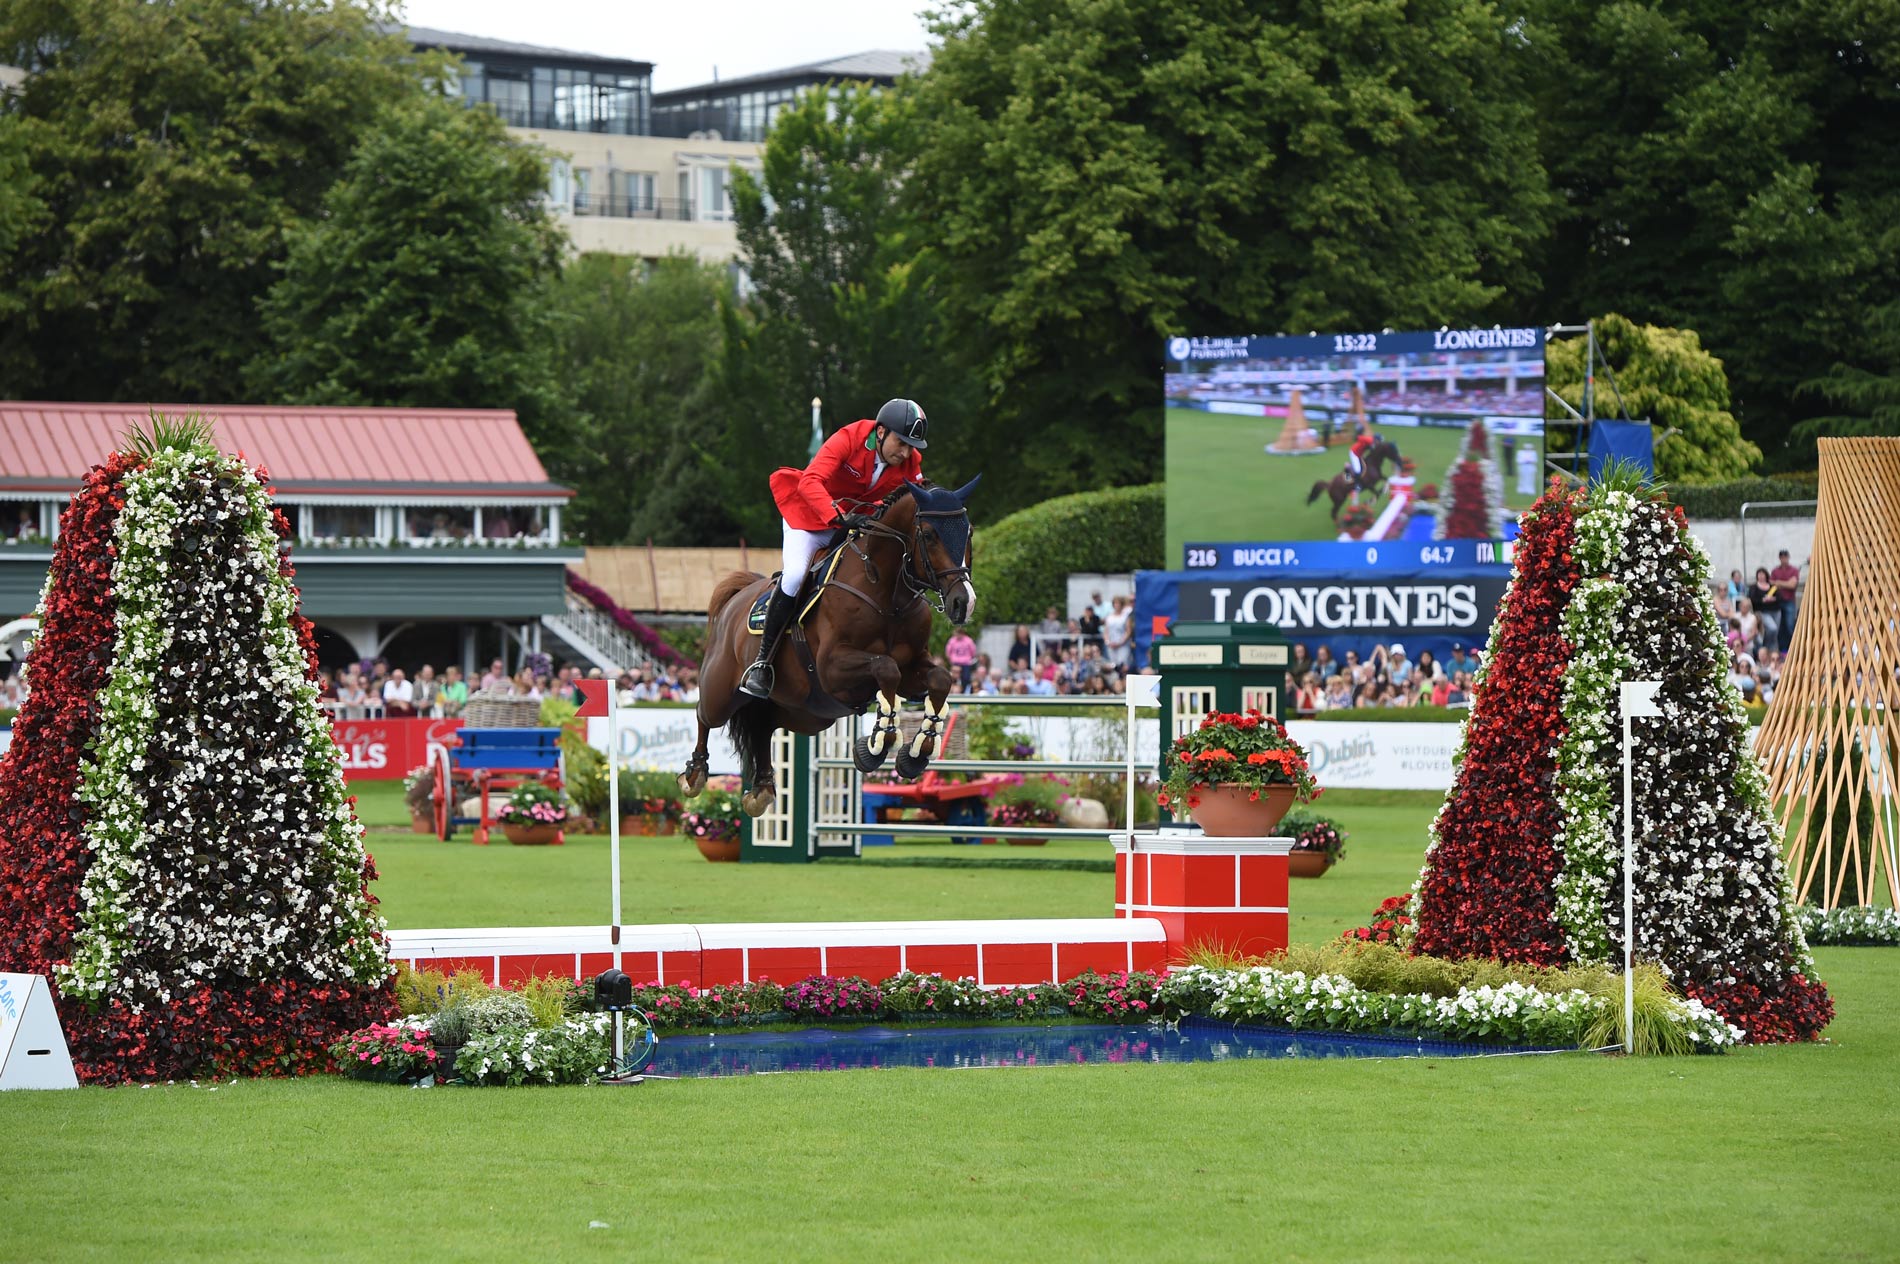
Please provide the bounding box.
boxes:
[572,194,698,221]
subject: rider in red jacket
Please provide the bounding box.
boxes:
[741,399,929,697]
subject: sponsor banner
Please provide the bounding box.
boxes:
[1184,540,1517,571]
[1283,720,1461,790]
[1136,565,1510,667]
[588,708,742,775]
[333,717,464,781]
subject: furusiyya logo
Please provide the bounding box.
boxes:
[1168,335,1251,362]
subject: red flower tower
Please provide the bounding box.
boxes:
[1414,475,1830,1042]
[0,419,393,1082]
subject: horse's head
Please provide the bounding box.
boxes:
[902,477,981,625]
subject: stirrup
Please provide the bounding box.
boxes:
[739,661,775,698]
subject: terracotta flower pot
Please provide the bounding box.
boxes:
[501,821,564,846]
[409,813,433,835]
[1188,783,1298,837]
[1287,849,1334,878]
[620,815,654,837]
[695,835,741,863]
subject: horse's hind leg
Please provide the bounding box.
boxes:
[894,660,954,780]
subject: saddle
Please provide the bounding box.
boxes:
[745,536,846,635]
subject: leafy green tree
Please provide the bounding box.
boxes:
[1523,0,1900,461]
[1547,315,1760,483]
[719,85,983,537]
[248,93,566,429]
[545,252,736,544]
[0,0,428,400]
[905,0,1554,513]
[1797,292,1900,440]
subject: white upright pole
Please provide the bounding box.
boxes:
[1125,694,1137,917]
[608,681,624,1067]
[1615,679,1661,1055]
[1622,706,1634,1053]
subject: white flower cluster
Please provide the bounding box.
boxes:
[1549,490,1814,987]
[1797,905,1900,946]
[59,447,390,1004]
[457,1013,615,1086]
[1155,965,1742,1050]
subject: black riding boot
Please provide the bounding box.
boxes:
[739,584,797,699]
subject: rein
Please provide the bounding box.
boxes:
[832,493,970,619]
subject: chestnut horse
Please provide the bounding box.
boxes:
[1305,438,1402,521]
[680,478,981,817]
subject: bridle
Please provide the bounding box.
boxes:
[836,491,971,618]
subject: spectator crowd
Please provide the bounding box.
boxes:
[318,655,700,719]
[1287,641,1481,714]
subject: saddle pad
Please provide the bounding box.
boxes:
[746,549,844,635]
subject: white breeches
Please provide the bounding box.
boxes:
[1347,451,1364,478]
[779,522,831,597]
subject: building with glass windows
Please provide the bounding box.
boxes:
[402,31,925,264]
[407,26,763,264]
[651,50,925,143]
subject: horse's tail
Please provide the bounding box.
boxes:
[709,570,756,619]
[1306,481,1326,506]
[725,697,776,791]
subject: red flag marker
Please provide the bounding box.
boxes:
[575,678,611,718]
[1150,615,1172,638]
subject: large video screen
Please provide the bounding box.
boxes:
[1165,328,1546,565]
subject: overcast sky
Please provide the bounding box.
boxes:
[398,0,937,92]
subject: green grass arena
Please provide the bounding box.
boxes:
[1,784,1893,1261]
[1164,406,1547,561]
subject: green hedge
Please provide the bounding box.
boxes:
[978,484,1163,625]
[1667,477,1817,519]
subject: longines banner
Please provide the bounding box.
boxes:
[1136,565,1512,665]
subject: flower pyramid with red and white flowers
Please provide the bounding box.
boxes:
[1412,475,1830,1042]
[0,418,393,1082]
[1433,419,1505,540]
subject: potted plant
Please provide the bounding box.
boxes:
[329,1020,440,1083]
[682,787,744,861]
[1339,503,1376,540]
[402,764,435,833]
[1278,808,1348,877]
[427,1003,472,1079]
[1159,709,1319,837]
[988,775,1065,845]
[496,781,568,845]
[620,768,684,836]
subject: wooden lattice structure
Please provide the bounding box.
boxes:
[1755,437,1900,909]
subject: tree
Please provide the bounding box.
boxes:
[1546,315,1760,483]
[718,85,983,539]
[1523,0,1900,462]
[248,93,567,432]
[0,0,428,401]
[905,0,1554,514]
[1796,291,1900,440]
[544,252,736,544]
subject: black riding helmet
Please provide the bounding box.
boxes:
[874,398,929,449]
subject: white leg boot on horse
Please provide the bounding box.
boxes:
[856,689,901,774]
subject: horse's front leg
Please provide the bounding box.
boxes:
[893,660,955,781]
[823,647,903,773]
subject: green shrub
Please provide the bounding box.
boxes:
[1666,477,1816,519]
[978,483,1163,624]
[462,992,535,1036]
[0,707,17,727]
[394,965,495,1015]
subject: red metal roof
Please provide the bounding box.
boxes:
[0,402,571,498]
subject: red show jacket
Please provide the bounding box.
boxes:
[769,417,924,531]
